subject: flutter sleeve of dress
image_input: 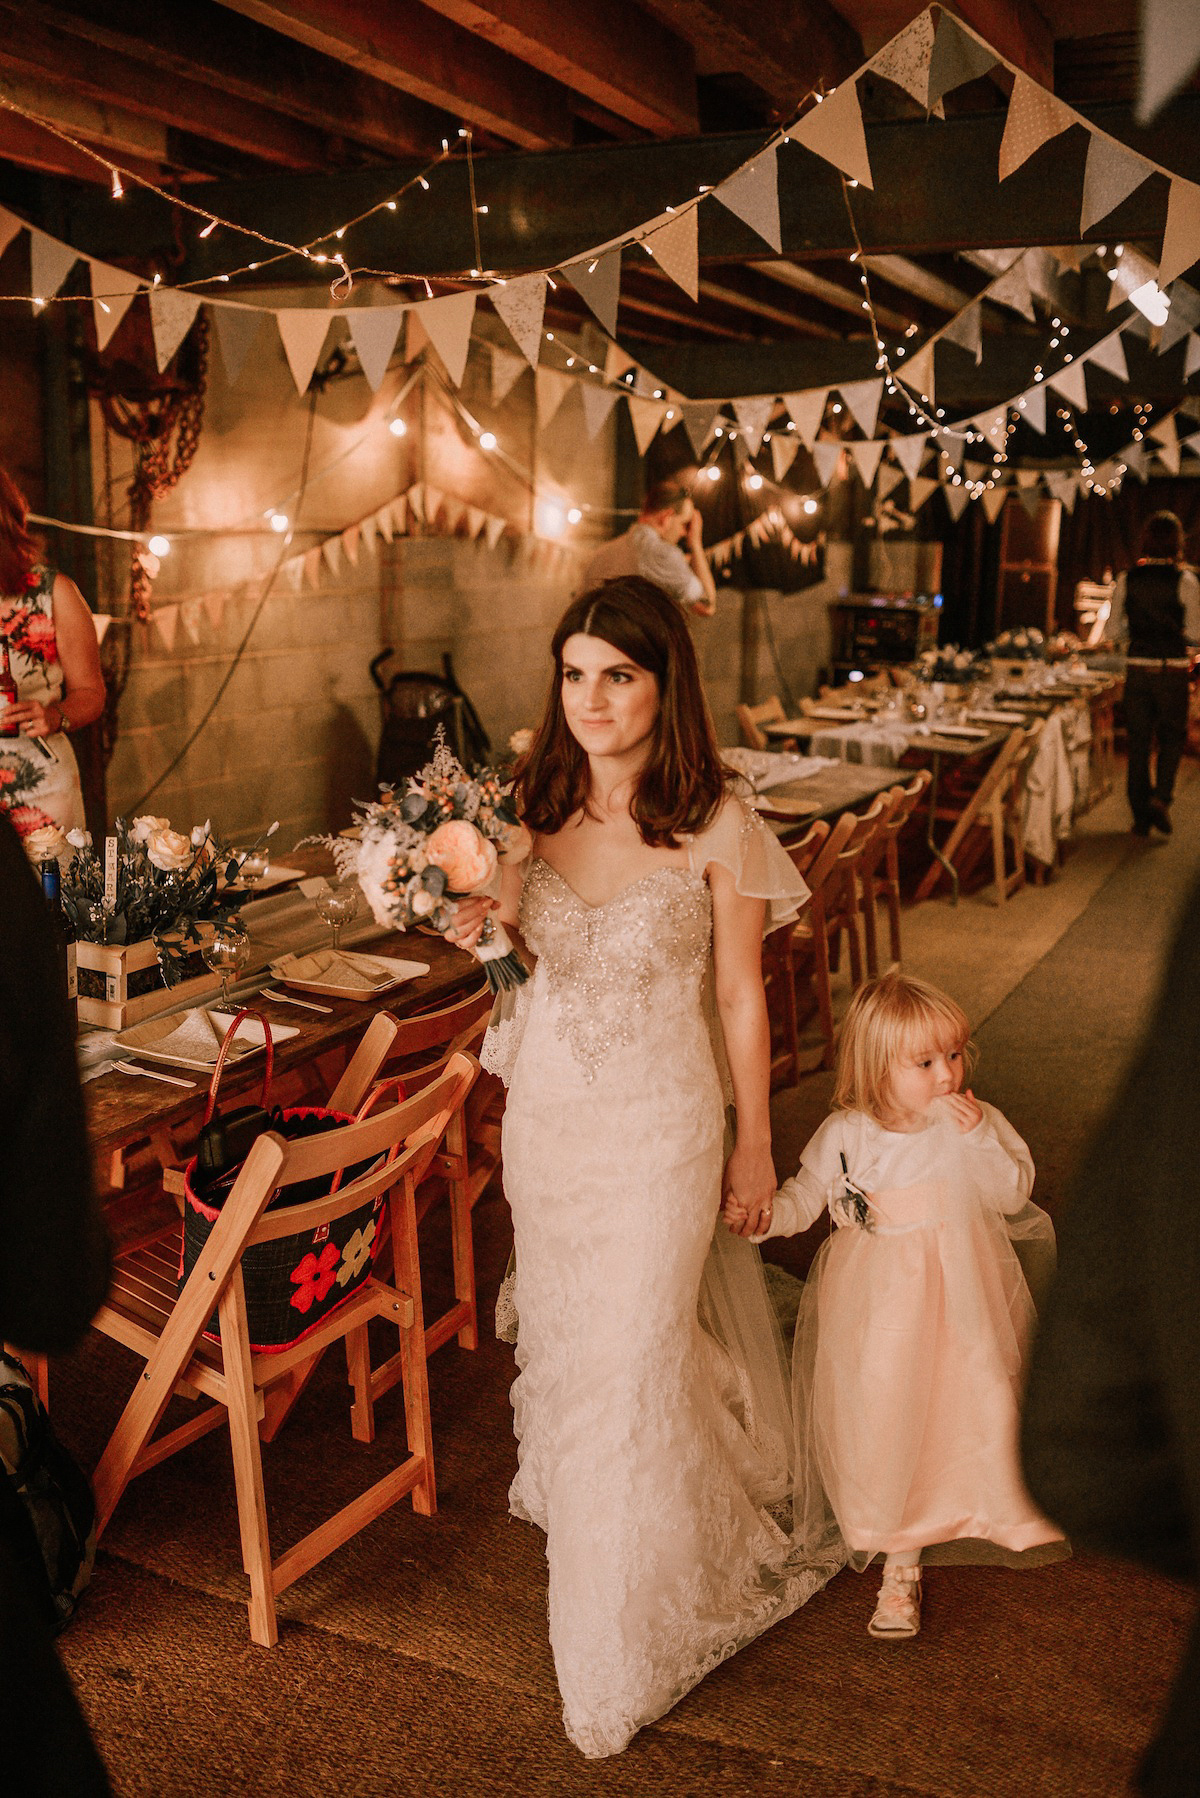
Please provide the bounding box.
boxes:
[687,791,809,934]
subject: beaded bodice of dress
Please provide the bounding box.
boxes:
[519,857,712,1082]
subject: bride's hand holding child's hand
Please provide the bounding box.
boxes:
[721,1143,777,1238]
[940,1088,984,1133]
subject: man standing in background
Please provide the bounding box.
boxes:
[581,477,717,616]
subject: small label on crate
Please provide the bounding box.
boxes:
[106,971,120,1002]
[66,944,77,1002]
[104,836,118,911]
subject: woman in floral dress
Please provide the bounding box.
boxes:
[0,468,105,843]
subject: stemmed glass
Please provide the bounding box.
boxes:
[313,881,359,953]
[236,847,271,891]
[202,923,251,1009]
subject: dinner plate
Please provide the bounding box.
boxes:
[219,862,307,897]
[926,723,991,739]
[804,706,867,722]
[112,1009,299,1072]
[269,950,430,1000]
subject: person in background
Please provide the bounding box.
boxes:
[580,477,717,617]
[0,811,112,1794]
[0,466,106,844]
[1021,877,1200,1798]
[1106,509,1200,837]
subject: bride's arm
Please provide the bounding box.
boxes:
[445,857,535,968]
[709,860,775,1234]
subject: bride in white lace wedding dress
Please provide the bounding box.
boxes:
[454,578,842,1756]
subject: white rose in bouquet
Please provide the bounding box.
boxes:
[23,824,69,865]
[130,813,171,845]
[145,826,193,872]
[66,827,92,850]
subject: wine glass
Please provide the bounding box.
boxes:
[202,923,251,1009]
[237,847,271,891]
[313,881,359,953]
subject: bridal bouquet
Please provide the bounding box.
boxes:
[328,734,531,992]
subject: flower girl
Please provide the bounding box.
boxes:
[726,972,1065,1638]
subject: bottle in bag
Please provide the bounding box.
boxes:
[38,857,78,1028]
[0,642,18,737]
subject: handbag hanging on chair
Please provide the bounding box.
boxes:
[179,1009,404,1352]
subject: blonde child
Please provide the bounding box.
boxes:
[726,972,1065,1638]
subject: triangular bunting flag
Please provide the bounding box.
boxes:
[1187,334,1200,379]
[465,505,486,539]
[1160,282,1200,352]
[1084,331,1129,382]
[939,435,966,471]
[148,287,202,373]
[641,208,699,302]
[442,498,465,533]
[870,8,936,110]
[897,342,935,405]
[1046,473,1078,512]
[1139,0,1200,124]
[423,486,444,526]
[280,557,304,593]
[211,304,264,388]
[89,261,142,351]
[562,247,622,338]
[483,514,506,550]
[771,434,801,482]
[321,535,342,575]
[909,474,939,511]
[782,389,828,449]
[1018,485,1043,520]
[1015,468,1040,488]
[490,345,526,404]
[0,207,21,261]
[927,13,997,109]
[277,310,335,395]
[681,402,721,458]
[1159,179,1200,288]
[1047,360,1089,409]
[982,484,1009,524]
[1080,132,1154,233]
[627,395,667,455]
[972,406,1009,449]
[890,433,928,481]
[347,308,404,392]
[580,382,620,440]
[1019,385,1047,432]
[1156,437,1182,474]
[999,71,1076,182]
[605,342,636,384]
[849,439,885,488]
[415,290,477,386]
[202,592,227,630]
[1122,440,1150,478]
[812,441,843,487]
[341,523,360,567]
[1182,431,1200,459]
[536,367,572,429]
[390,493,408,537]
[988,259,1037,322]
[877,461,905,499]
[713,147,781,253]
[179,599,204,645]
[791,82,873,190]
[92,614,113,646]
[838,377,884,438]
[732,396,775,456]
[375,501,394,544]
[943,482,971,521]
[1149,411,1178,446]
[302,547,322,588]
[1107,245,1160,309]
[490,272,546,370]
[360,513,377,557]
[152,605,179,652]
[28,231,76,304]
[407,485,426,525]
[942,302,983,363]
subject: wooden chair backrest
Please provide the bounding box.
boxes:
[835,794,889,873]
[786,818,831,883]
[801,809,860,898]
[883,769,932,838]
[855,790,904,880]
[328,983,493,1113]
[736,696,786,750]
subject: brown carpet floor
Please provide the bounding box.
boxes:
[49,770,1198,1798]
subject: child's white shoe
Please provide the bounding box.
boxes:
[868,1565,922,1639]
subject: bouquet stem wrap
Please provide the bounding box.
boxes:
[462,869,527,993]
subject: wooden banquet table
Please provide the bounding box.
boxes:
[752,761,900,834]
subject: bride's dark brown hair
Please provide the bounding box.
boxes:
[517,575,731,847]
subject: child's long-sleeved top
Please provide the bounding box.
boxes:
[774,1100,1065,1569]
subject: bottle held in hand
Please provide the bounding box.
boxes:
[0,642,18,737]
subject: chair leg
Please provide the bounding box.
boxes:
[219,1273,278,1648]
[779,940,800,1087]
[845,908,865,988]
[389,1175,437,1518]
[345,1325,375,1444]
[809,903,837,1071]
[445,1117,479,1350]
[989,796,1007,906]
[860,876,880,982]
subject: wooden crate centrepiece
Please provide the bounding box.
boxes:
[77,930,222,1030]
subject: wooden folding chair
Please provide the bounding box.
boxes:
[89,1054,478,1649]
[860,770,931,975]
[768,809,860,1078]
[736,696,790,750]
[850,787,903,982]
[763,819,829,1088]
[913,727,1041,906]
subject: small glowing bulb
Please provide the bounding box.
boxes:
[567,507,583,525]
[803,498,819,515]
[269,512,289,534]
[748,473,764,491]
[199,218,217,238]
[389,417,408,438]
[705,466,721,482]
[388,200,398,210]
[831,403,842,414]
[476,204,489,214]
[147,534,171,557]
[110,169,124,200]
[478,431,497,450]
[536,500,565,538]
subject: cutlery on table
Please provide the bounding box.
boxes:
[260,985,334,1014]
[113,1060,197,1089]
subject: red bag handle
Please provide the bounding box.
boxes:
[328,1075,408,1196]
[201,1007,275,1126]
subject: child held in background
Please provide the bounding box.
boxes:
[725,973,1065,1639]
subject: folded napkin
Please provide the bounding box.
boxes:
[120,1009,235,1065]
[273,949,396,991]
[722,747,839,792]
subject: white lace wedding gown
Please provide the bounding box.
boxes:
[483,796,842,1757]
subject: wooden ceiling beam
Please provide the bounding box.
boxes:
[0,109,165,185]
[418,0,698,136]
[0,9,336,171]
[213,0,578,149]
[861,254,974,314]
[638,0,862,112]
[65,96,1200,279]
[25,0,454,163]
[0,65,167,166]
[756,259,914,334]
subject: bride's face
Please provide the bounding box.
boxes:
[560,632,660,760]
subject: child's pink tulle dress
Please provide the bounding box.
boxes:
[779,1101,1066,1569]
